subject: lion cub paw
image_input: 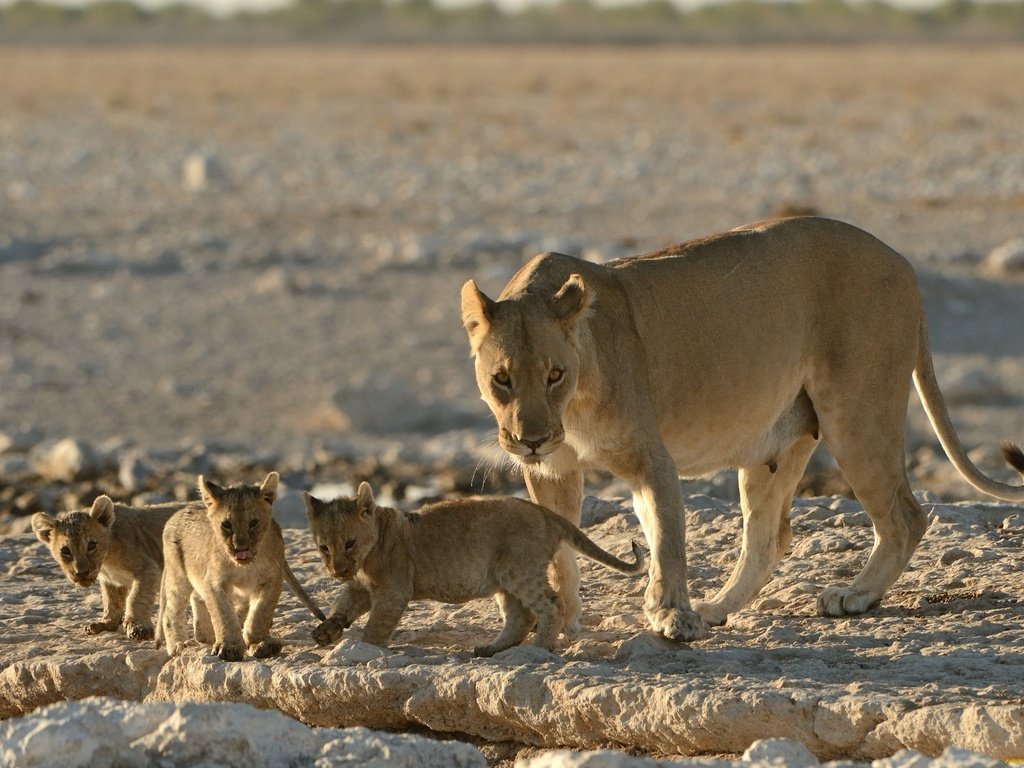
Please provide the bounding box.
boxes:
[312,617,346,647]
[691,600,729,627]
[213,641,246,662]
[250,639,283,659]
[816,586,878,617]
[646,606,708,643]
[125,622,155,641]
[86,619,121,635]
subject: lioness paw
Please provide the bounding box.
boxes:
[816,586,879,617]
[213,642,246,662]
[691,600,729,627]
[125,622,155,641]
[312,618,346,647]
[646,606,708,643]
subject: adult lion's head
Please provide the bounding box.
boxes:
[461,271,593,468]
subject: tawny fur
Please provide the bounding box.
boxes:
[32,497,180,640]
[156,472,322,661]
[305,482,643,656]
[460,215,1024,642]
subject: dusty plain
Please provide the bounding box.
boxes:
[1,45,1024,766]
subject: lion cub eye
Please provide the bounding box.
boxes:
[319,544,330,556]
[548,368,565,385]
[492,370,511,388]
[248,520,258,530]
[221,520,233,534]
[345,538,357,551]
[87,541,97,552]
[60,546,72,560]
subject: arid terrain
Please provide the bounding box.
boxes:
[1,45,1023,766]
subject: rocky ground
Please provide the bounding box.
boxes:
[1,44,1024,766]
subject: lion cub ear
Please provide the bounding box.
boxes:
[31,512,58,544]
[89,495,116,528]
[460,280,497,353]
[259,472,279,505]
[304,492,325,519]
[355,482,376,515]
[198,475,223,508]
[553,273,592,324]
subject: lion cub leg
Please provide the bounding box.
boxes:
[474,591,532,658]
[160,564,192,657]
[360,588,410,648]
[242,576,283,659]
[312,584,371,647]
[123,570,161,641]
[90,581,127,634]
[206,586,247,661]
[504,570,560,653]
[190,593,215,644]
[694,433,818,627]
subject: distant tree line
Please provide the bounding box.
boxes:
[1,0,1023,42]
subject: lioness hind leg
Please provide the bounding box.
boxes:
[815,414,927,617]
[474,591,532,657]
[694,433,818,627]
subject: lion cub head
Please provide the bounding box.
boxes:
[32,496,116,587]
[304,482,379,580]
[460,270,592,468]
[198,472,278,566]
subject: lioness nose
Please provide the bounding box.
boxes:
[520,435,549,451]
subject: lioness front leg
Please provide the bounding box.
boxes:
[631,449,707,642]
[313,583,371,646]
[524,466,584,636]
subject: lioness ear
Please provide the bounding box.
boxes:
[460,280,497,353]
[259,472,279,505]
[89,495,116,528]
[355,481,376,514]
[553,273,592,324]
[31,512,57,544]
[198,475,222,508]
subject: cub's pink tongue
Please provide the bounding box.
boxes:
[234,550,253,561]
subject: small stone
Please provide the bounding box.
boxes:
[984,237,1024,275]
[939,548,973,566]
[118,450,154,493]
[0,426,44,454]
[30,438,106,483]
[742,737,818,766]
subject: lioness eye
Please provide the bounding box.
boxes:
[221,520,232,534]
[345,538,357,551]
[87,541,97,552]
[60,546,72,560]
[492,370,511,388]
[548,368,564,385]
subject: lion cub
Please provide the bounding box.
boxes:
[306,482,644,656]
[157,472,324,661]
[32,496,179,640]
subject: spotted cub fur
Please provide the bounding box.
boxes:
[32,496,179,640]
[306,482,644,656]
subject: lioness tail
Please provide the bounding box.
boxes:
[282,558,326,622]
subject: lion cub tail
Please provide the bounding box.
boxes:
[550,513,646,574]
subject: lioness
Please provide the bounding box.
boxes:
[1003,441,1024,477]
[305,482,644,655]
[157,472,324,661]
[460,216,1024,642]
[32,496,179,640]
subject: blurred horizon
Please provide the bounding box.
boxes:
[1,0,1023,43]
